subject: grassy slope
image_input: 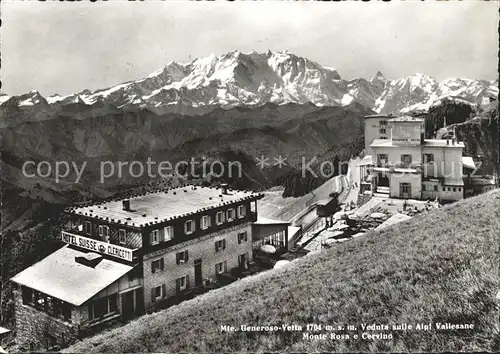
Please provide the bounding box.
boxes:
[66,190,500,353]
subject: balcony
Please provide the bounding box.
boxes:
[372,163,422,174]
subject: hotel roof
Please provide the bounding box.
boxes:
[67,186,263,228]
[11,245,133,306]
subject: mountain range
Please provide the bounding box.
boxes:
[1,50,497,123]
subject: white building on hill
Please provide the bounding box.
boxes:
[359,114,476,202]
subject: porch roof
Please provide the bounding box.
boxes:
[462,156,476,170]
[358,155,373,166]
[11,245,133,306]
[254,216,290,225]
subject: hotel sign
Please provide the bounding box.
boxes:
[61,231,133,262]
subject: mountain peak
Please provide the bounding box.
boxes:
[375,71,385,79]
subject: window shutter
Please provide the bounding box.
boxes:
[160,258,165,271]
[176,253,180,265]
[224,261,227,272]
[185,275,190,289]
[215,242,219,252]
[176,278,181,293]
[161,284,167,298]
[185,250,189,262]
[151,261,156,274]
[150,232,154,245]
[244,232,248,242]
[151,288,156,303]
[238,234,241,244]
[160,228,165,242]
[98,226,103,236]
[223,239,226,250]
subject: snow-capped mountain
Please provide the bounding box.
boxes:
[1,50,498,116]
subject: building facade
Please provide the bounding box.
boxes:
[361,115,474,202]
[11,185,263,351]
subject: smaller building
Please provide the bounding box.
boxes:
[361,114,475,202]
[252,217,291,254]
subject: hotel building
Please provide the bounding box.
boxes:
[359,114,476,201]
[11,185,263,350]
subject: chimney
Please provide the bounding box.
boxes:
[220,183,229,195]
[122,199,131,211]
[446,139,450,146]
[75,253,103,268]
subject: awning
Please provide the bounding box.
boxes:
[358,155,373,166]
[462,156,476,170]
[11,245,133,306]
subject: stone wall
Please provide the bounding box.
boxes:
[14,291,80,351]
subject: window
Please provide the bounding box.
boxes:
[154,286,162,300]
[424,153,434,163]
[151,230,159,245]
[400,183,411,195]
[377,154,388,167]
[184,220,195,235]
[119,229,126,244]
[215,239,226,252]
[238,252,249,268]
[226,209,235,222]
[176,275,188,293]
[151,258,164,273]
[88,294,118,321]
[216,211,225,225]
[201,215,211,230]
[380,120,388,126]
[458,187,462,192]
[237,205,246,218]
[21,287,33,305]
[379,128,387,134]
[176,250,189,264]
[164,226,173,241]
[238,231,248,244]
[151,284,166,303]
[84,221,92,235]
[215,261,227,275]
[98,225,110,240]
[34,291,46,310]
[263,231,286,249]
[434,185,438,191]
[401,154,412,167]
[453,187,456,192]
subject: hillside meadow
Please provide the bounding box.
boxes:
[66,190,500,353]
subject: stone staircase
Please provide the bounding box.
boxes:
[373,186,390,198]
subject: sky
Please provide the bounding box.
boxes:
[1,1,498,97]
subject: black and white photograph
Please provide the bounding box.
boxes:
[0,1,498,353]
